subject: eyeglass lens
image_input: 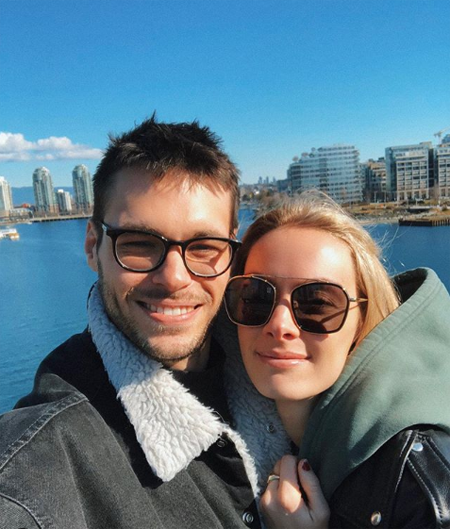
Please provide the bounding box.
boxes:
[291,282,348,333]
[114,231,233,276]
[225,277,350,334]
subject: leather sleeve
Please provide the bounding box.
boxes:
[390,463,435,528]
[330,428,450,528]
[392,429,450,528]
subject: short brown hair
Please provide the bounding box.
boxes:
[92,114,240,233]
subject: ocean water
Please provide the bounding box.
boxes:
[0,220,97,413]
[1,210,449,413]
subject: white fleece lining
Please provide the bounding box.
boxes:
[88,284,291,496]
[215,310,292,494]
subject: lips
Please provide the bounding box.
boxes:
[256,350,309,368]
[258,350,309,360]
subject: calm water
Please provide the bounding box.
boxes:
[1,211,449,413]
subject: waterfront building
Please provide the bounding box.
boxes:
[288,144,362,204]
[276,178,291,194]
[32,167,58,214]
[0,176,13,217]
[72,164,94,213]
[363,158,387,202]
[435,140,450,199]
[434,134,450,200]
[56,189,73,213]
[358,162,369,201]
[385,142,433,202]
[9,207,32,221]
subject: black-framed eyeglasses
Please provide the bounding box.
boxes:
[224,275,367,334]
[101,222,241,278]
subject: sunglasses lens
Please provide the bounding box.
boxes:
[292,283,349,334]
[225,277,275,326]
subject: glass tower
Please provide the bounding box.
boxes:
[72,164,94,212]
[0,176,13,216]
[32,167,57,213]
[288,144,362,204]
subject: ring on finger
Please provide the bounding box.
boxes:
[267,473,280,485]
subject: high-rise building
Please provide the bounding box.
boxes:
[72,164,94,212]
[364,158,387,202]
[385,142,433,202]
[56,189,73,213]
[288,144,362,204]
[0,176,13,217]
[435,140,450,199]
[32,167,58,214]
[0,177,13,211]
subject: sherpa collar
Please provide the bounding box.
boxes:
[88,283,290,495]
[88,284,227,482]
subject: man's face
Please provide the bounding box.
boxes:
[85,168,234,371]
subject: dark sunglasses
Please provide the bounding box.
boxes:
[224,275,367,335]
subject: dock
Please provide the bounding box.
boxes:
[0,214,91,227]
[29,214,91,223]
[399,216,450,227]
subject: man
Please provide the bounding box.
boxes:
[0,117,290,528]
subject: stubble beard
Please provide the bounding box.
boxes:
[96,267,218,367]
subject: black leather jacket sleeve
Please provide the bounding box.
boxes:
[391,462,436,528]
[396,429,450,528]
[329,428,450,528]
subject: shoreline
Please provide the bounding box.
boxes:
[243,203,450,228]
[2,211,448,229]
[357,216,403,226]
[0,214,91,227]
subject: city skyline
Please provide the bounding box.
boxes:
[3,135,450,211]
[1,0,449,187]
[3,133,448,193]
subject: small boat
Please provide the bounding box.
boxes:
[0,228,20,240]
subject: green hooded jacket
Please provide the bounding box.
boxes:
[299,267,450,500]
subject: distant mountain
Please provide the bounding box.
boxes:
[12,187,74,207]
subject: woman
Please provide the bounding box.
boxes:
[224,192,450,528]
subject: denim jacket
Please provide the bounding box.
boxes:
[0,333,260,529]
[0,286,291,528]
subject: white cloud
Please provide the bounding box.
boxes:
[35,136,74,151]
[0,132,103,162]
[0,133,33,156]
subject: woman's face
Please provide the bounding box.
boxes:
[238,226,362,403]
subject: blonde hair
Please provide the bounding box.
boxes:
[235,191,400,348]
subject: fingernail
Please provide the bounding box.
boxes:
[302,460,311,471]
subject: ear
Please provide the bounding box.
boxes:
[85,220,100,272]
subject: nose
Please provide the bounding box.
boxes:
[264,301,300,340]
[150,246,192,291]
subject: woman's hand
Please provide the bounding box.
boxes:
[261,456,329,529]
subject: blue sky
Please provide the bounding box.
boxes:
[1,0,449,188]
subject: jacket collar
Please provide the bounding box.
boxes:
[88,284,291,493]
[88,284,226,482]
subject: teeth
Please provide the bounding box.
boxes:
[149,304,194,316]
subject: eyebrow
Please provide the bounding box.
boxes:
[107,222,230,239]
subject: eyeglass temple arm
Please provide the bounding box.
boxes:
[308,300,367,325]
